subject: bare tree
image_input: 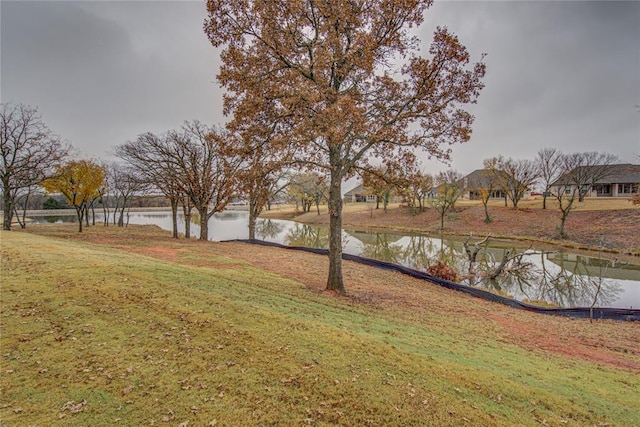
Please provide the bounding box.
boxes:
[429,170,463,230]
[485,156,538,208]
[559,152,618,202]
[116,132,187,239]
[551,152,618,238]
[535,147,563,209]
[168,121,242,240]
[105,163,146,227]
[1,102,70,230]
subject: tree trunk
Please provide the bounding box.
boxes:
[118,206,125,227]
[558,209,569,238]
[182,199,192,238]
[170,198,179,239]
[440,211,445,230]
[248,198,257,240]
[542,193,547,210]
[326,160,345,294]
[483,201,491,223]
[76,205,84,233]
[102,203,109,227]
[3,184,13,230]
[12,204,25,229]
[199,207,209,240]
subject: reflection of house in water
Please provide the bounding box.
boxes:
[345,229,404,246]
[547,252,640,281]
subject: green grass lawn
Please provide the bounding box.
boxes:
[1,230,638,426]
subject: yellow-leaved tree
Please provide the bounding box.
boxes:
[42,160,106,232]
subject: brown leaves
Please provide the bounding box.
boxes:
[59,399,87,417]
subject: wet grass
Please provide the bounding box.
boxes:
[1,227,639,426]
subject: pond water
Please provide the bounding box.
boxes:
[31,210,640,309]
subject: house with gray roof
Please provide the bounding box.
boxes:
[458,169,509,200]
[552,164,640,197]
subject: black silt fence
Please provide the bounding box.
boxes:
[228,239,640,322]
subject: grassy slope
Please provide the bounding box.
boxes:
[1,230,639,426]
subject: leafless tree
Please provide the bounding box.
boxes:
[535,147,563,209]
[551,151,618,238]
[167,121,243,240]
[105,162,146,227]
[485,156,538,208]
[116,132,187,239]
[1,102,70,230]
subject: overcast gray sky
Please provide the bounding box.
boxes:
[2,0,639,176]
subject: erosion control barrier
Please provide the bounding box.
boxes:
[229,239,640,322]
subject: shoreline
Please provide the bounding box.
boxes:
[260,203,640,261]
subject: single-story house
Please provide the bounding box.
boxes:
[552,164,640,197]
[343,183,404,203]
[457,169,509,200]
[343,183,376,203]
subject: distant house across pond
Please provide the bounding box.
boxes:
[457,169,511,201]
[343,183,377,203]
[552,164,640,197]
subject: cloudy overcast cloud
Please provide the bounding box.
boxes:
[2,1,639,175]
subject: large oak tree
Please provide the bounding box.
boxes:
[206,0,486,293]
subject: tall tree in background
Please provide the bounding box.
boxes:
[117,132,189,239]
[535,147,563,209]
[42,160,106,232]
[1,102,70,230]
[206,0,486,294]
[168,121,242,240]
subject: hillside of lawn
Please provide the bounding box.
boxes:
[1,225,639,426]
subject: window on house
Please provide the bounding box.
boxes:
[618,183,638,194]
[594,184,611,195]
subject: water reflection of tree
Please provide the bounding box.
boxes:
[285,224,329,248]
[393,233,623,308]
[470,249,622,307]
[255,219,285,240]
[401,235,440,270]
[359,233,404,265]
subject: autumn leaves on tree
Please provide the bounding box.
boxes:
[206,0,486,293]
